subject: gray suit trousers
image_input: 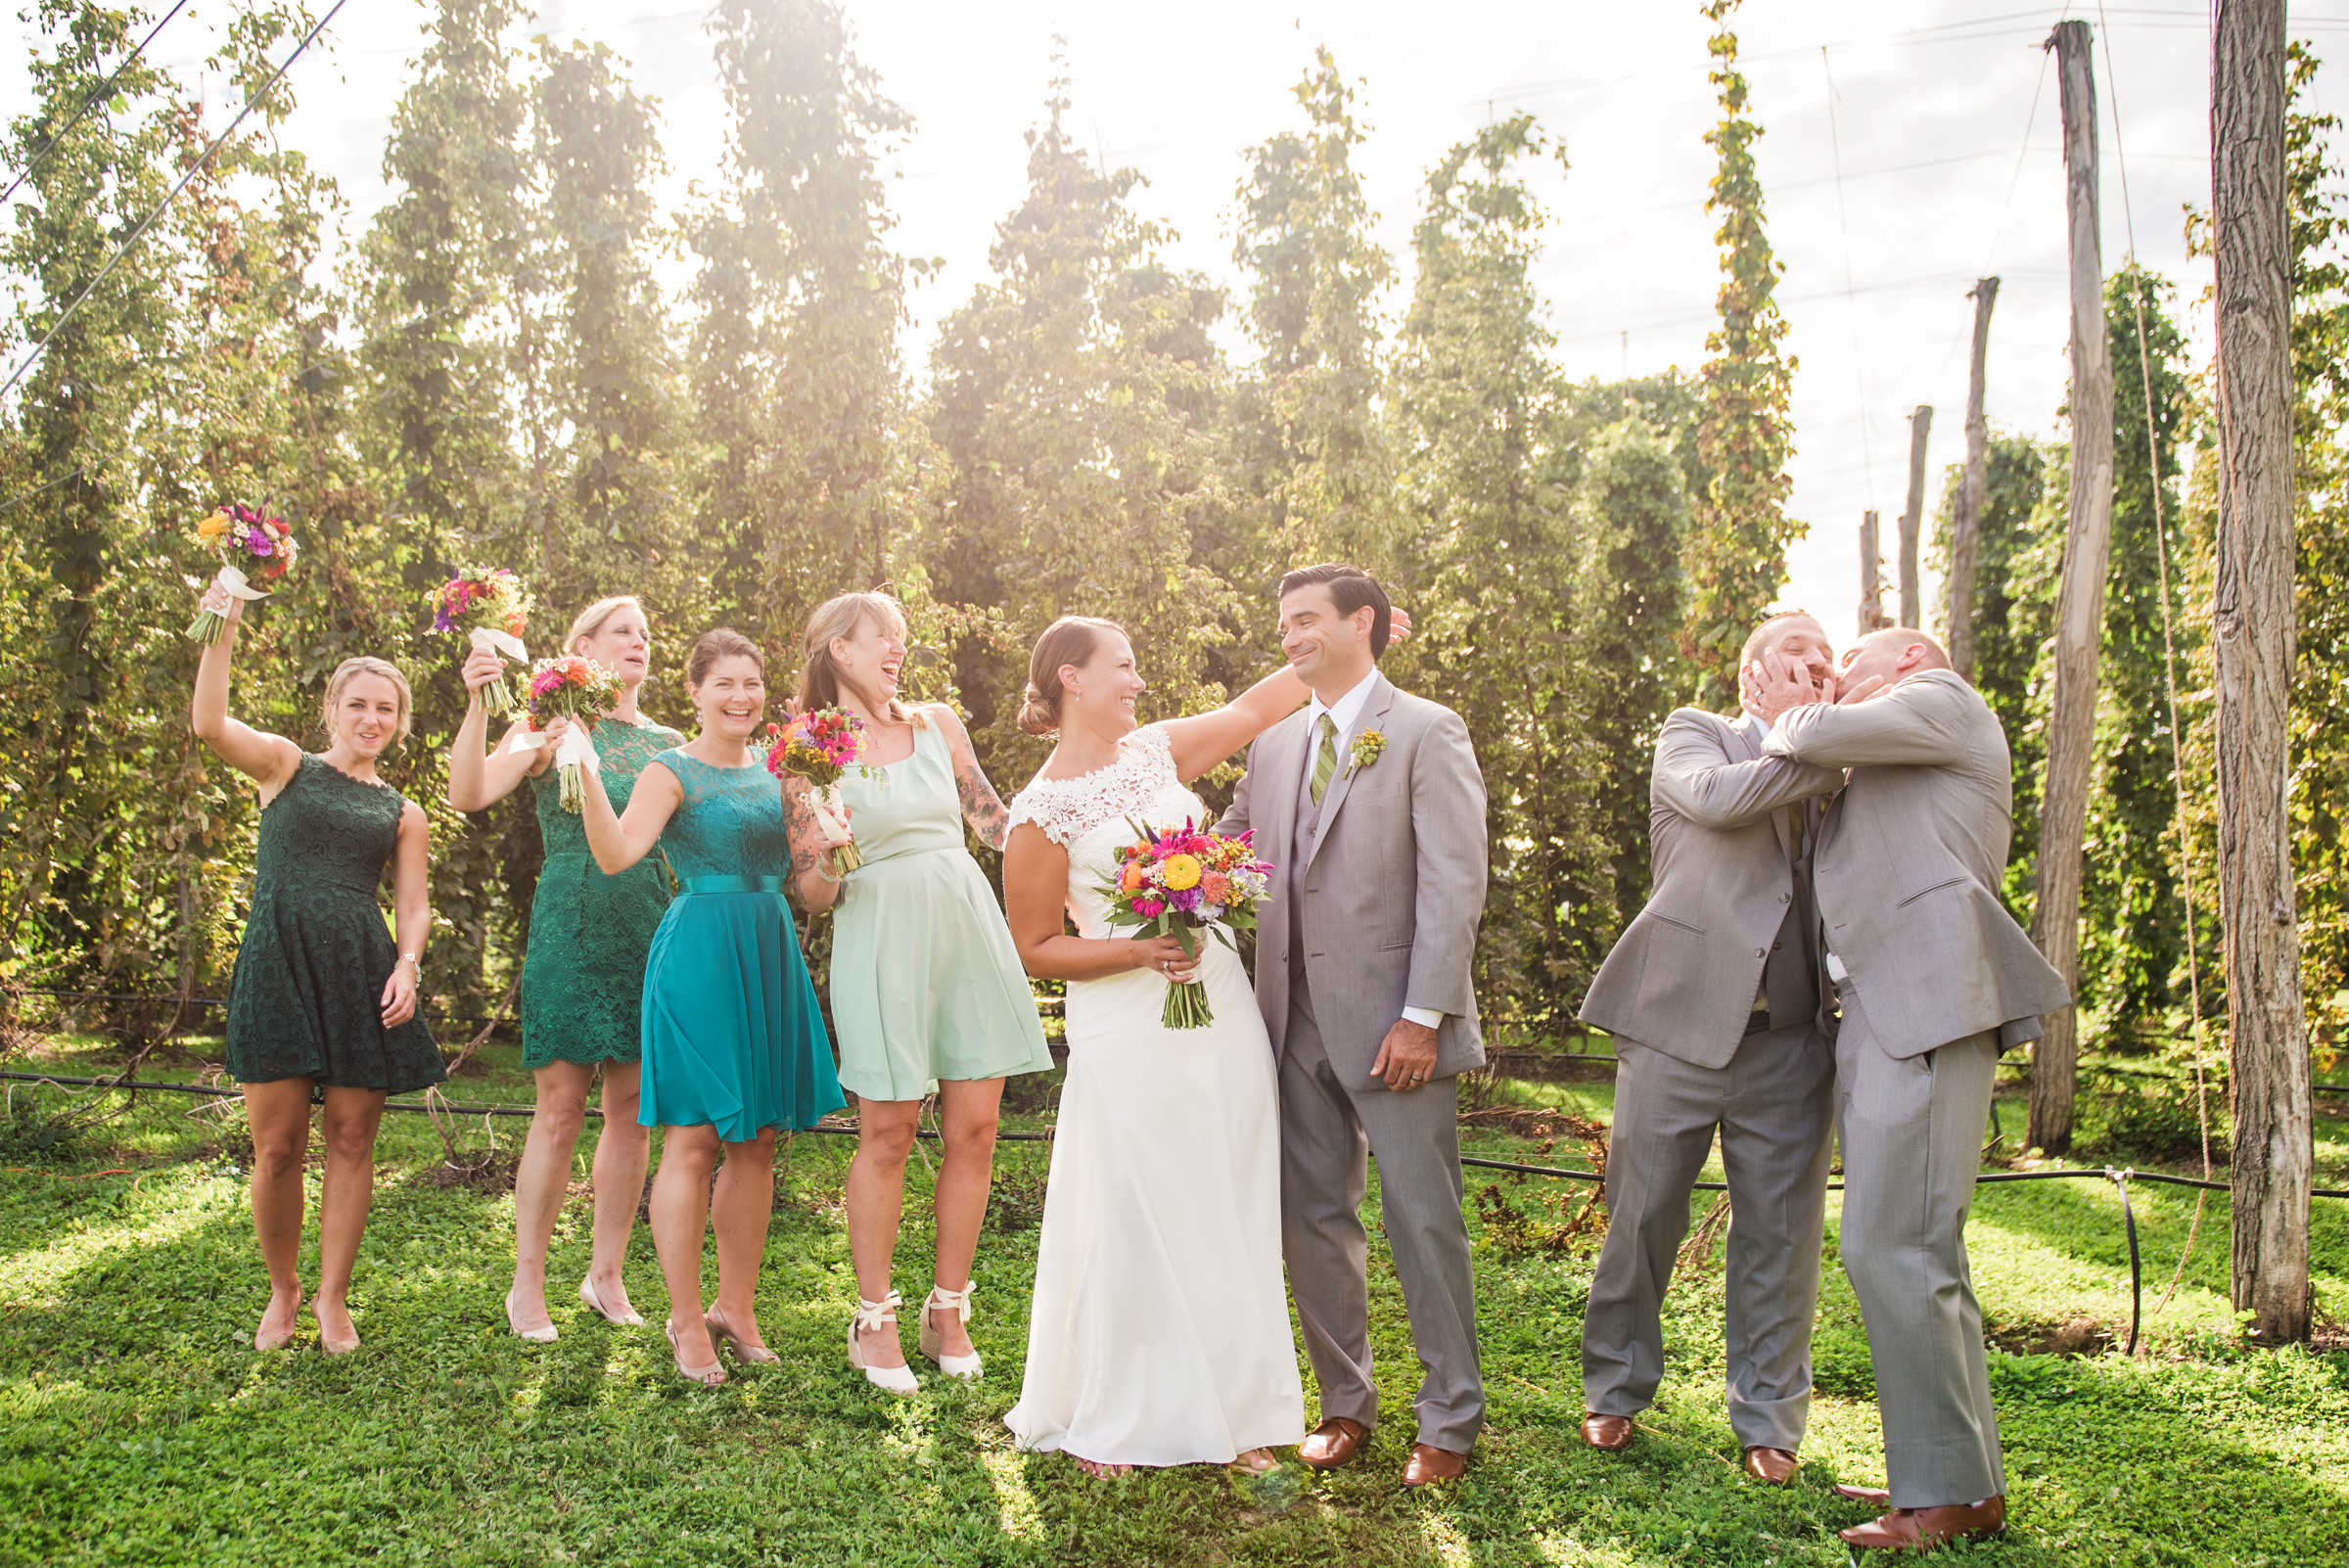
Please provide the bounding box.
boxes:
[1580,1022,1834,1451]
[1280,985,1485,1453]
[1834,985,2005,1507]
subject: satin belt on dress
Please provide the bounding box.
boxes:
[679,874,789,896]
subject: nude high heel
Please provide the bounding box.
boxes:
[577,1274,645,1327]
[705,1305,779,1365]
[505,1291,558,1344]
[667,1319,726,1388]
[848,1292,919,1395]
[919,1283,982,1380]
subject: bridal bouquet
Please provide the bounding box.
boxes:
[765,708,870,874]
[183,503,298,643]
[431,566,534,715]
[1101,817,1273,1029]
[513,654,623,810]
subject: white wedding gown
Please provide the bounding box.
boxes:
[1002,724,1306,1465]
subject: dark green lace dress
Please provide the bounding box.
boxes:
[224,754,443,1093]
[519,715,684,1071]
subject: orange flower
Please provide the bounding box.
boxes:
[1120,862,1147,894]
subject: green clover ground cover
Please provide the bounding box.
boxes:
[3,1038,2346,1567]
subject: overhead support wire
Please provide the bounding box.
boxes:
[0,0,192,208]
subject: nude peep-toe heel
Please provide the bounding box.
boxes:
[919,1283,982,1380]
[848,1292,919,1395]
[705,1305,779,1365]
[667,1319,727,1388]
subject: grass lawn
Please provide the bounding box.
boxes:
[3,1033,2347,1566]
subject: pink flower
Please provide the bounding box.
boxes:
[1132,897,1166,918]
[1199,871,1229,904]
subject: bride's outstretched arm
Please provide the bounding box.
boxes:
[1158,666,1310,784]
[1004,823,1196,983]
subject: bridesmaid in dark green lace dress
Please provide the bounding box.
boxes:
[190,590,438,1357]
[449,595,679,1342]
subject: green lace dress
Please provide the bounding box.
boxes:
[636,749,845,1140]
[519,715,684,1071]
[224,754,444,1094]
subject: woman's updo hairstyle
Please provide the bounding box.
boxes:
[685,627,764,689]
[1018,616,1123,736]
[320,656,414,749]
[567,594,647,657]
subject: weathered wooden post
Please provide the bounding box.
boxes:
[1859,509,1883,636]
[1898,406,1931,627]
[2212,0,2311,1344]
[2029,19,2116,1157]
[1947,278,2000,673]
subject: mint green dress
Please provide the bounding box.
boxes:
[828,721,1051,1101]
[636,749,845,1140]
[519,716,683,1071]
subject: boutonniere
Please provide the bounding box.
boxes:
[1350,730,1385,771]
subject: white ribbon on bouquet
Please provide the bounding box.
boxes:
[510,721,601,809]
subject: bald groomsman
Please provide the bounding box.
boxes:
[1759,626,2069,1553]
[1575,612,1846,1486]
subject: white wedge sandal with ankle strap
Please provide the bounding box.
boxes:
[848,1292,919,1395]
[920,1282,982,1380]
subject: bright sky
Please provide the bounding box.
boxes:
[16,2,2349,637]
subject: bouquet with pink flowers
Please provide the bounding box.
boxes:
[511,654,623,810]
[430,566,534,715]
[183,503,298,643]
[764,708,872,873]
[1099,817,1274,1029]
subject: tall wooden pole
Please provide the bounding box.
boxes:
[1897,406,1931,627]
[1859,509,1883,635]
[2212,0,2311,1345]
[1947,278,2000,673]
[2028,20,2115,1157]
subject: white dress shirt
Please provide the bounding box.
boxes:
[1308,669,1444,1032]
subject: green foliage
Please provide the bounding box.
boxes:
[1681,0,1799,709]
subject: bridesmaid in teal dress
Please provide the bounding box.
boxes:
[785,592,1051,1395]
[448,595,681,1342]
[581,627,844,1386]
[188,589,439,1356]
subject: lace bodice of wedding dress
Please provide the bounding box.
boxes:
[1008,724,1213,942]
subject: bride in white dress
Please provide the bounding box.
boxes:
[999,615,1319,1477]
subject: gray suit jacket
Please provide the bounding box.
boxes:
[1578,709,1845,1069]
[1220,671,1488,1087]
[1764,669,2071,1058]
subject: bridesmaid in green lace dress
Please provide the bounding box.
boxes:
[189,590,439,1356]
[581,628,845,1386]
[448,595,681,1342]
[786,592,1051,1394]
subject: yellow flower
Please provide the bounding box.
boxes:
[1162,853,1204,891]
[195,512,228,542]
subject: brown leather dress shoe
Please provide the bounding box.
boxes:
[1298,1416,1367,1471]
[1742,1447,1799,1485]
[1580,1413,1634,1452]
[1838,1495,2006,1552]
[1402,1443,1467,1487]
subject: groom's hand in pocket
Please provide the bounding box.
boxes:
[1371,1017,1440,1091]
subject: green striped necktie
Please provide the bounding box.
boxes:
[1311,713,1339,804]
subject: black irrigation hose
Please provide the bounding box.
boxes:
[13,1070,2344,1355]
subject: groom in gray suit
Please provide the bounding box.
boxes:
[1575,611,1846,1485]
[1221,563,1489,1489]
[1760,626,2070,1553]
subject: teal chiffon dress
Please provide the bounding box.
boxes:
[636,749,845,1140]
[518,716,683,1071]
[828,721,1051,1101]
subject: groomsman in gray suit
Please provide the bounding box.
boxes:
[1221,563,1490,1489]
[1760,626,2069,1553]
[1576,612,1847,1486]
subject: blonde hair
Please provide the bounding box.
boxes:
[796,592,925,727]
[567,595,648,658]
[1019,616,1123,736]
[320,657,413,749]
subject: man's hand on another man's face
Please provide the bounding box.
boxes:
[1741,648,1831,722]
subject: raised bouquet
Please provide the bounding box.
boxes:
[765,708,871,874]
[184,503,298,644]
[1100,817,1273,1029]
[431,566,534,715]
[512,654,623,810]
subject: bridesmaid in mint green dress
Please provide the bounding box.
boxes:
[581,627,844,1387]
[786,592,1050,1395]
[448,595,679,1343]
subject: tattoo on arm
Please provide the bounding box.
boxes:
[781,780,827,881]
[957,760,1012,851]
